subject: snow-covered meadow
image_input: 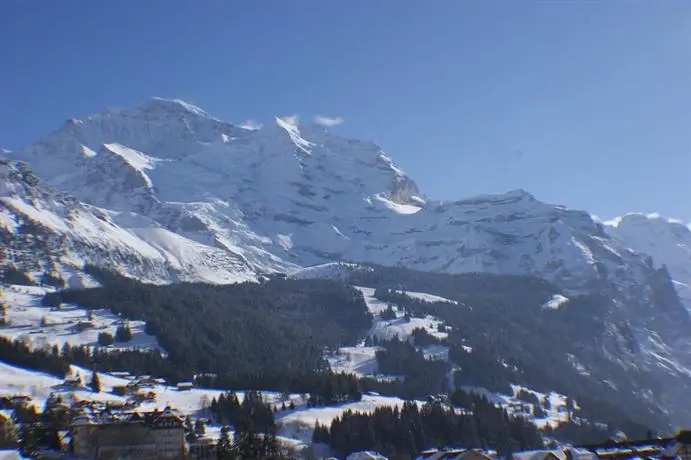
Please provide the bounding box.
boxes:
[0,284,161,352]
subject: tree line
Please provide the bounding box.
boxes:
[316,389,544,459]
[44,265,372,394]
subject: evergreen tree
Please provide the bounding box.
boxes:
[195,419,206,436]
[97,332,114,347]
[90,370,101,393]
[312,422,330,444]
[115,322,132,342]
[217,426,233,460]
[380,305,397,320]
[326,390,544,459]
[40,272,64,288]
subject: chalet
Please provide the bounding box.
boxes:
[104,401,133,411]
[591,445,659,458]
[563,448,597,459]
[63,374,83,389]
[71,320,94,333]
[176,382,194,391]
[134,390,157,404]
[136,376,157,388]
[71,406,186,459]
[9,394,31,405]
[112,385,128,396]
[577,429,691,459]
[417,448,494,460]
[511,450,567,460]
[188,436,218,459]
[109,371,132,378]
[126,380,141,392]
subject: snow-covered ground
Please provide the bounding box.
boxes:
[0,361,63,408]
[0,284,161,352]
[328,346,379,376]
[605,213,691,313]
[542,294,569,310]
[0,359,414,453]
[355,286,449,342]
[394,290,458,305]
[276,394,413,444]
[0,360,303,418]
[289,262,373,281]
[371,315,447,342]
[460,384,575,430]
[327,287,450,379]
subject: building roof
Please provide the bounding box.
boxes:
[512,449,566,460]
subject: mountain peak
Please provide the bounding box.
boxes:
[131,97,216,120]
[504,188,536,200]
[606,212,691,231]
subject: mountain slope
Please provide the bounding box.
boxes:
[605,213,691,311]
[3,99,667,292]
[0,158,255,284]
[4,98,691,427]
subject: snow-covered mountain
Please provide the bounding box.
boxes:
[4,98,691,425]
[0,158,256,284]
[0,99,667,291]
[605,213,691,311]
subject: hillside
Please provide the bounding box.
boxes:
[1,98,691,431]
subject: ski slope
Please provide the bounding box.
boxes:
[355,286,449,341]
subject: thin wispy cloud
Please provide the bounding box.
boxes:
[313,115,344,126]
[239,119,262,130]
[278,114,300,126]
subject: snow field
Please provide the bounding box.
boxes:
[0,284,162,353]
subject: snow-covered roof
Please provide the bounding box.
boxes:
[511,450,566,460]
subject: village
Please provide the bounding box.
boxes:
[1,368,691,459]
[0,281,689,459]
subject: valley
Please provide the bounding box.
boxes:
[0,98,690,458]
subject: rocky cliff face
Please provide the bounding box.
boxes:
[606,213,691,312]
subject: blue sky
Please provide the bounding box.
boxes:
[1,1,690,220]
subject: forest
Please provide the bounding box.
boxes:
[47,265,371,393]
[359,338,447,400]
[361,268,665,434]
[315,389,544,459]
[0,262,659,442]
